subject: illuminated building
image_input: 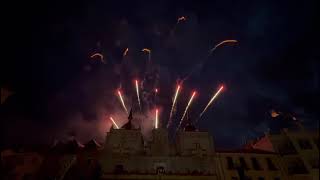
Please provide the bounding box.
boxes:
[1,111,318,180]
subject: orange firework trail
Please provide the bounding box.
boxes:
[135,80,141,110]
[199,86,224,118]
[155,108,159,129]
[209,40,238,54]
[142,48,151,53]
[117,90,128,114]
[109,117,119,129]
[177,16,187,24]
[167,85,181,128]
[177,91,196,130]
[142,48,151,61]
[171,16,187,35]
[90,53,105,63]
[123,48,129,57]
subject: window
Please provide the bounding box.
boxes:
[287,158,308,174]
[279,141,297,155]
[239,157,249,170]
[251,157,262,170]
[266,158,277,170]
[258,177,264,180]
[227,157,235,169]
[310,158,319,169]
[114,164,124,174]
[156,166,165,174]
[298,139,312,150]
[313,138,319,149]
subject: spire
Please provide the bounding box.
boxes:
[122,108,133,130]
[128,108,133,122]
[184,112,197,131]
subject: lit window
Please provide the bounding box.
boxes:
[227,157,235,169]
[287,158,308,174]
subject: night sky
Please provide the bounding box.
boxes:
[1,0,319,148]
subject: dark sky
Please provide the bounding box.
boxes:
[1,0,319,148]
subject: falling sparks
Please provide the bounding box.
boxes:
[167,85,181,128]
[155,108,159,129]
[209,40,238,54]
[177,91,197,130]
[177,16,187,24]
[135,80,141,110]
[199,86,224,118]
[123,48,129,57]
[90,53,105,63]
[142,48,151,62]
[171,16,187,35]
[109,117,119,129]
[117,90,128,114]
[154,88,159,100]
[142,48,151,53]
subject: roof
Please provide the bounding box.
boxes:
[84,139,101,150]
[184,122,197,132]
[216,148,276,154]
[121,108,134,130]
[51,139,84,154]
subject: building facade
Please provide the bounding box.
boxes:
[1,113,319,180]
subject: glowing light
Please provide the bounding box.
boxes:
[209,40,238,54]
[155,88,158,93]
[123,48,129,57]
[177,91,196,130]
[177,16,187,24]
[142,48,151,53]
[199,86,224,118]
[90,53,105,63]
[135,80,141,110]
[155,108,159,129]
[109,117,119,129]
[117,90,128,114]
[142,48,151,62]
[167,85,181,128]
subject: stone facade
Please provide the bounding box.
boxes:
[99,126,218,179]
[1,115,319,180]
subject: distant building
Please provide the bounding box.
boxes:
[250,126,319,180]
[1,149,43,179]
